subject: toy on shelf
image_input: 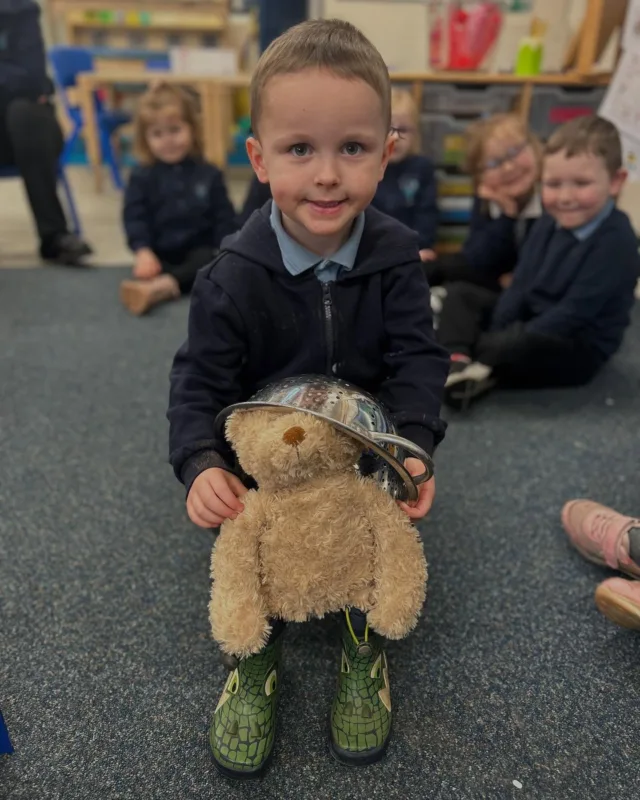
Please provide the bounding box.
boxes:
[429,1,505,71]
[515,17,548,76]
[52,2,230,50]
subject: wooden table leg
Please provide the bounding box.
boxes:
[204,81,230,169]
[516,82,534,123]
[197,82,210,164]
[77,76,103,192]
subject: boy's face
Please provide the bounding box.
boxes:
[247,68,393,255]
[146,111,193,165]
[389,108,415,163]
[542,150,626,230]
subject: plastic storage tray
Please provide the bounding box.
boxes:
[529,86,606,140]
[422,83,519,116]
[421,113,469,167]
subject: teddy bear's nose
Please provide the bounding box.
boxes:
[282,425,306,447]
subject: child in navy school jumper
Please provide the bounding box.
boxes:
[439,116,639,409]
[168,19,449,776]
[120,84,237,315]
[425,112,543,292]
[371,88,438,262]
[237,172,272,227]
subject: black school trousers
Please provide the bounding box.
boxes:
[437,282,604,387]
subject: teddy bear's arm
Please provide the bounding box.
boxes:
[362,485,428,640]
[209,496,272,658]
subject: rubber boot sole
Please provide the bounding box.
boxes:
[595,583,640,630]
[329,721,391,767]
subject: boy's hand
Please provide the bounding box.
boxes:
[499,272,514,289]
[398,458,435,520]
[187,467,248,529]
[419,248,437,262]
[133,248,162,279]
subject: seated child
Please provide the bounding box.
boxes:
[168,19,448,777]
[237,172,272,227]
[120,83,237,315]
[425,112,542,292]
[371,88,438,261]
[562,499,640,630]
[438,115,639,408]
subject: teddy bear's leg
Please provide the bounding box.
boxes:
[209,516,271,659]
[365,501,428,640]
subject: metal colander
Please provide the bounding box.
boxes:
[215,375,434,502]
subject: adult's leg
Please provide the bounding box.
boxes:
[162,246,216,295]
[437,282,501,356]
[4,98,91,263]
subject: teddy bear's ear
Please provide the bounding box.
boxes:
[224,409,258,444]
[225,409,274,448]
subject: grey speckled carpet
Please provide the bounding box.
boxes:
[1,267,639,800]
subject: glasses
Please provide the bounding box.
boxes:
[392,126,416,136]
[483,141,529,172]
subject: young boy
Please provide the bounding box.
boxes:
[438,116,640,408]
[167,19,449,777]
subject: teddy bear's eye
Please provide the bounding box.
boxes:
[264,668,278,696]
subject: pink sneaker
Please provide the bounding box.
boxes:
[561,500,640,578]
[595,578,640,630]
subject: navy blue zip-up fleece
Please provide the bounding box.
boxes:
[123,158,237,257]
[491,208,640,360]
[168,202,449,491]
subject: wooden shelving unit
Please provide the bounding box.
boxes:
[51,1,230,49]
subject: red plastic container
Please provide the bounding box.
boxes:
[430,2,504,71]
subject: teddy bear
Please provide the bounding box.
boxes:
[209,407,428,658]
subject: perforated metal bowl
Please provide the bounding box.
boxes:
[215,375,434,502]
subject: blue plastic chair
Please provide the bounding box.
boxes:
[0,163,82,237]
[48,46,131,190]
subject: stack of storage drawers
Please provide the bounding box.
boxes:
[420,84,518,253]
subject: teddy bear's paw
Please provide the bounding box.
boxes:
[366,602,421,641]
[209,593,272,659]
[210,634,283,779]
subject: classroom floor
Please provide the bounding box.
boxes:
[1,266,639,799]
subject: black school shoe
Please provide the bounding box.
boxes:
[444,360,496,410]
[40,233,93,266]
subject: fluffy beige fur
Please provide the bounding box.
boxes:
[209,409,428,657]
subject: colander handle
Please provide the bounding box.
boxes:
[370,433,434,485]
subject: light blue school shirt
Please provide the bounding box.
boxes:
[270,202,365,283]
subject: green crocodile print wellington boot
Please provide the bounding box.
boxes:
[210,633,283,779]
[330,608,392,765]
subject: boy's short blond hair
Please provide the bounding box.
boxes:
[465,113,542,188]
[250,18,391,137]
[391,87,421,155]
[545,115,622,177]
[134,82,203,165]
